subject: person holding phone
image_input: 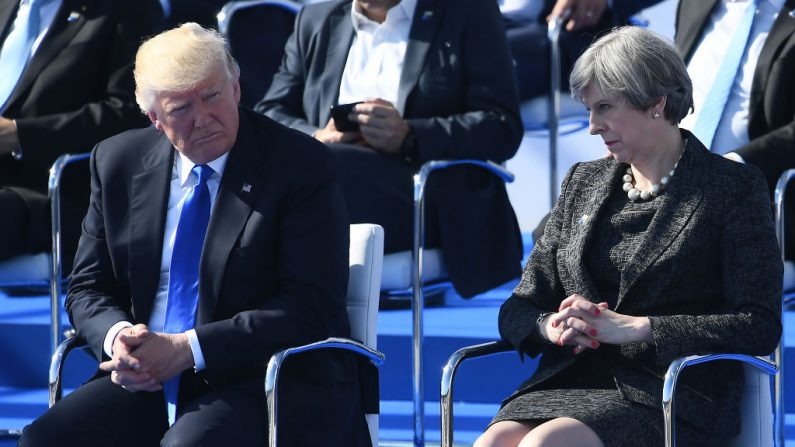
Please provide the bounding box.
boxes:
[257,0,525,298]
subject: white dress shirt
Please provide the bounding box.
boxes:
[679,0,783,155]
[1,0,62,63]
[103,150,229,372]
[337,0,417,106]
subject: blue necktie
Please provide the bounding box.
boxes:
[0,0,42,110]
[691,0,757,150]
[163,164,213,424]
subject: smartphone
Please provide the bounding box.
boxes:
[330,101,362,132]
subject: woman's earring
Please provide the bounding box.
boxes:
[653,111,661,119]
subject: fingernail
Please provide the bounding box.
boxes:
[558,339,563,346]
[591,341,599,348]
[590,329,598,336]
[551,321,557,328]
[573,348,578,354]
[594,308,601,315]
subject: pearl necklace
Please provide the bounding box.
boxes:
[622,142,685,202]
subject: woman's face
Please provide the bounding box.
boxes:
[582,83,657,164]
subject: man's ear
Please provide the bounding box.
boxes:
[147,111,162,130]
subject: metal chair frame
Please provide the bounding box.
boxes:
[409,159,514,446]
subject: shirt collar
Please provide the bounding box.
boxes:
[175,150,229,187]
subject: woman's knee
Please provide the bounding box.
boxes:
[474,420,533,447]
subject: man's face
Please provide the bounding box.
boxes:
[148,65,241,164]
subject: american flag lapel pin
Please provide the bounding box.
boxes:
[241,183,252,193]
[421,10,433,20]
[67,11,81,22]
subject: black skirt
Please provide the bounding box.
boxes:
[491,351,728,446]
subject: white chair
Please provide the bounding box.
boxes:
[439,343,778,447]
[49,224,387,447]
[265,223,385,447]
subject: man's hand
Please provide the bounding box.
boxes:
[352,98,409,155]
[100,325,194,393]
[0,117,20,156]
[548,0,608,32]
[314,118,363,145]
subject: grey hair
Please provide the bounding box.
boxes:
[569,26,693,124]
[133,23,240,113]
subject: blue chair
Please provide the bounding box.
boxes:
[217,0,302,108]
[0,152,89,358]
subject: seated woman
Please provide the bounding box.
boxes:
[476,26,782,447]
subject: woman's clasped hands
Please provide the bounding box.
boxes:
[538,294,654,354]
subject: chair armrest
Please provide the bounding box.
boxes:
[662,353,777,447]
[265,337,385,447]
[48,152,91,358]
[48,335,90,408]
[440,340,513,447]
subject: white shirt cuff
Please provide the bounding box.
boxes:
[724,152,746,163]
[103,321,134,358]
[185,329,206,371]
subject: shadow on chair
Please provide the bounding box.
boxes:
[49,223,386,447]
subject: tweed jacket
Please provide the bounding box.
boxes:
[499,132,782,435]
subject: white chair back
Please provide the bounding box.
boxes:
[346,224,384,445]
[728,363,774,446]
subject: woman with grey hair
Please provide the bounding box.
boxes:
[475,26,781,446]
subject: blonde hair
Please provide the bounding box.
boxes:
[134,22,240,113]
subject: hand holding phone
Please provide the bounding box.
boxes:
[330,101,362,132]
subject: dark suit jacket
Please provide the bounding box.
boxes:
[257,0,524,297]
[508,0,663,100]
[0,0,163,195]
[676,0,795,257]
[66,108,367,442]
[499,133,782,435]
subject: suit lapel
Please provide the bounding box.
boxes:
[566,161,622,304]
[615,138,706,310]
[674,0,718,62]
[749,0,795,121]
[6,0,89,109]
[319,2,354,124]
[197,110,266,324]
[397,0,439,115]
[0,1,17,39]
[128,134,173,323]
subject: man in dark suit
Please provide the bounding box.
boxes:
[675,0,795,258]
[19,23,370,446]
[0,0,163,272]
[257,0,524,298]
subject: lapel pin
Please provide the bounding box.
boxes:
[578,214,589,225]
[421,10,433,20]
[67,11,81,22]
[241,183,252,193]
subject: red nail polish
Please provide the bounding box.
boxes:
[551,321,557,328]
[573,348,578,354]
[591,341,598,348]
[590,329,598,336]
[594,308,601,315]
